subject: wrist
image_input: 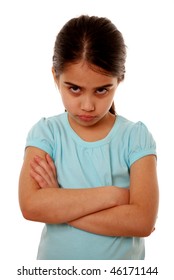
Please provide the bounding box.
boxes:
[114,187,129,206]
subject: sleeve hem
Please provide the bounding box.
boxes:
[129,150,157,167]
[25,141,53,156]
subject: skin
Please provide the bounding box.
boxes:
[55,61,119,141]
[19,61,159,237]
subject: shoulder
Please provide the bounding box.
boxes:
[118,115,154,139]
[39,112,67,126]
[28,112,67,133]
[25,112,67,156]
[117,116,156,167]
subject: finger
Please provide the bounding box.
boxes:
[34,155,54,179]
[30,158,53,186]
[46,154,57,178]
[30,169,48,188]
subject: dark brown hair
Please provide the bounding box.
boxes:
[53,15,126,115]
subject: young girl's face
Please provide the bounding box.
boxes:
[54,61,119,127]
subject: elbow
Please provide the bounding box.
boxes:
[20,203,37,221]
[133,220,156,237]
[137,226,154,237]
[19,197,39,222]
[139,212,158,237]
[20,205,34,221]
[19,196,62,224]
[130,205,158,237]
[21,211,32,221]
[19,189,46,222]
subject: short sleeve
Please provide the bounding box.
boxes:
[25,118,54,157]
[128,122,156,167]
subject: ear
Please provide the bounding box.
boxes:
[52,67,59,88]
[52,67,57,80]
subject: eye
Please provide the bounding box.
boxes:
[69,85,81,94]
[96,87,108,95]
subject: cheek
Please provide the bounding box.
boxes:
[61,94,79,112]
[99,96,115,111]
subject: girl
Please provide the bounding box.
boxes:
[19,15,159,260]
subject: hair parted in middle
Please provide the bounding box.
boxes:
[53,15,127,114]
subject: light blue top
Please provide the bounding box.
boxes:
[26,112,156,260]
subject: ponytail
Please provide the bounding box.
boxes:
[109,102,116,115]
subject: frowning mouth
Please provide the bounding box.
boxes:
[78,115,96,122]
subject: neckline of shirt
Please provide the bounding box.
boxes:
[64,112,121,147]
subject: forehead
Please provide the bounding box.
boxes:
[60,61,117,86]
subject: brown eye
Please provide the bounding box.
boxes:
[69,86,80,94]
[96,88,108,95]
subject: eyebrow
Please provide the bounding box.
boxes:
[64,81,114,89]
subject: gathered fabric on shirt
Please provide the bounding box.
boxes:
[25,112,156,260]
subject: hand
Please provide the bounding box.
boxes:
[30,153,59,189]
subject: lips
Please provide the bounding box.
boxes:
[78,115,96,122]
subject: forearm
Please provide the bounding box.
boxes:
[69,155,159,238]
[69,203,157,237]
[21,186,124,224]
[20,148,129,224]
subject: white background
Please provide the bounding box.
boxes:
[0,0,173,278]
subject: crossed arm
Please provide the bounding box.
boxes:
[19,147,159,237]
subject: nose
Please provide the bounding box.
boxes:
[80,95,95,112]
